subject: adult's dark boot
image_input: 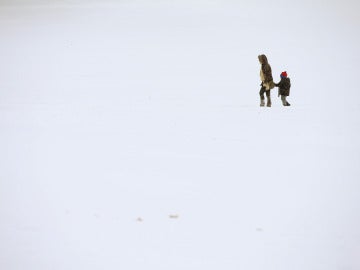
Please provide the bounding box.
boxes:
[266,97,272,107]
[260,97,265,107]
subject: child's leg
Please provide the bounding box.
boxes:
[281,95,290,106]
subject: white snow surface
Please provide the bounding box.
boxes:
[1,1,360,269]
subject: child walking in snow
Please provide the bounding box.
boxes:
[275,71,291,106]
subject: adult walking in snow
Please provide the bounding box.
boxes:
[258,54,275,107]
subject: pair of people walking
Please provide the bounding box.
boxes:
[258,54,291,107]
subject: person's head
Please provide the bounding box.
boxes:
[280,71,288,78]
[258,54,268,64]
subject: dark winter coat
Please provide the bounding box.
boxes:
[275,77,291,96]
[258,54,274,90]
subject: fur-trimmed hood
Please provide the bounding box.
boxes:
[258,54,268,65]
